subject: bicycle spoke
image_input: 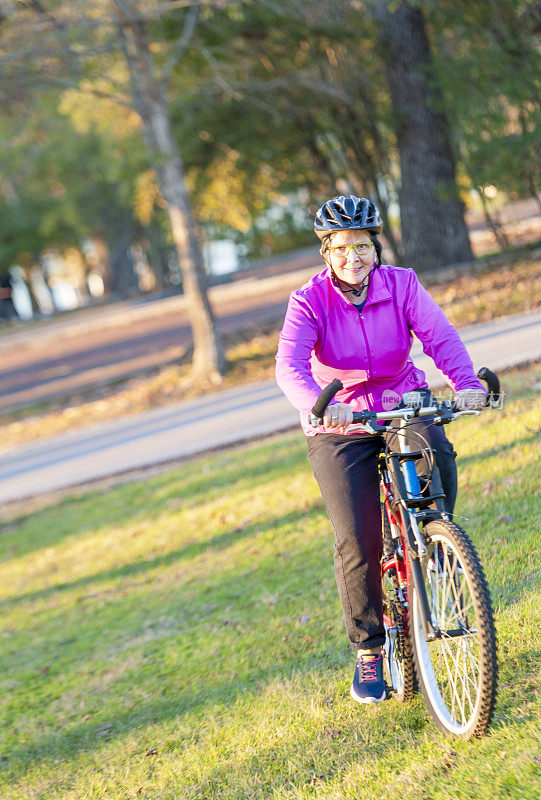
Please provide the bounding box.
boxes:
[425,546,482,725]
[448,570,468,624]
[437,636,467,723]
[439,636,477,723]
[428,592,481,727]
[445,637,477,714]
[440,550,453,628]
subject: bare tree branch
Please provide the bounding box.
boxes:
[223,72,351,104]
[161,3,199,89]
[199,44,244,101]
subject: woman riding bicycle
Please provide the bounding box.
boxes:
[275,195,487,705]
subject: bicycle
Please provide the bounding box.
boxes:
[309,368,501,739]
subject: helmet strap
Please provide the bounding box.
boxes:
[371,235,382,268]
[331,264,376,297]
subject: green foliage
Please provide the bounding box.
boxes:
[428,0,541,197]
[169,0,398,240]
[0,90,152,269]
[0,0,538,273]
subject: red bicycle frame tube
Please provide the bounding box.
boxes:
[381,476,412,634]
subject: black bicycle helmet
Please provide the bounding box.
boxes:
[314,195,383,240]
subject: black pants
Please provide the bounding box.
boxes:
[307,419,457,651]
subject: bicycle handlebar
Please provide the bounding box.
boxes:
[309,367,500,430]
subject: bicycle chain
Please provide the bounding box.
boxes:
[390,594,407,660]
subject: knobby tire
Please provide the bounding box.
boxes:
[410,520,498,739]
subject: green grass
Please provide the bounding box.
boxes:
[0,368,540,799]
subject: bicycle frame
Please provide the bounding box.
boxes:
[379,421,440,645]
[380,460,412,639]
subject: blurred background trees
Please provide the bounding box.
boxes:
[0,1,539,361]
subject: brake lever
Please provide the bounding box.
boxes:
[348,421,382,435]
[433,402,455,426]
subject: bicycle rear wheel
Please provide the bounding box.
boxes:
[382,512,415,702]
[382,571,415,702]
[411,520,498,739]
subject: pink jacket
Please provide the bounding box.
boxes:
[275,264,485,435]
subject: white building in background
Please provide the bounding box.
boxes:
[204,239,240,276]
[42,251,79,311]
[9,267,33,320]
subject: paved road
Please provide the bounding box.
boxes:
[0,254,321,412]
[2,240,539,412]
[0,309,539,504]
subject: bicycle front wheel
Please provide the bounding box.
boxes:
[411,520,498,739]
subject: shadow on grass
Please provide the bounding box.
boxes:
[455,429,540,469]
[3,423,534,566]
[0,645,338,779]
[0,433,308,561]
[3,625,539,788]
[0,505,318,611]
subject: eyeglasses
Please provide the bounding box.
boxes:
[329,242,374,258]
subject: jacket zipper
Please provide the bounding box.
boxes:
[358,314,373,375]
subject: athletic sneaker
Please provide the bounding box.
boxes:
[350,654,386,704]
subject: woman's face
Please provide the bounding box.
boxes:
[327,229,375,285]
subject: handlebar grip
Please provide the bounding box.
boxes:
[477,367,501,406]
[352,410,377,425]
[311,379,343,418]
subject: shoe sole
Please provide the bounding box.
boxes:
[350,684,386,704]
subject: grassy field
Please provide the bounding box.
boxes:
[1,255,540,454]
[0,366,539,799]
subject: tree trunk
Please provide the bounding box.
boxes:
[477,187,510,252]
[109,214,140,297]
[144,221,168,291]
[376,1,473,270]
[118,9,225,381]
